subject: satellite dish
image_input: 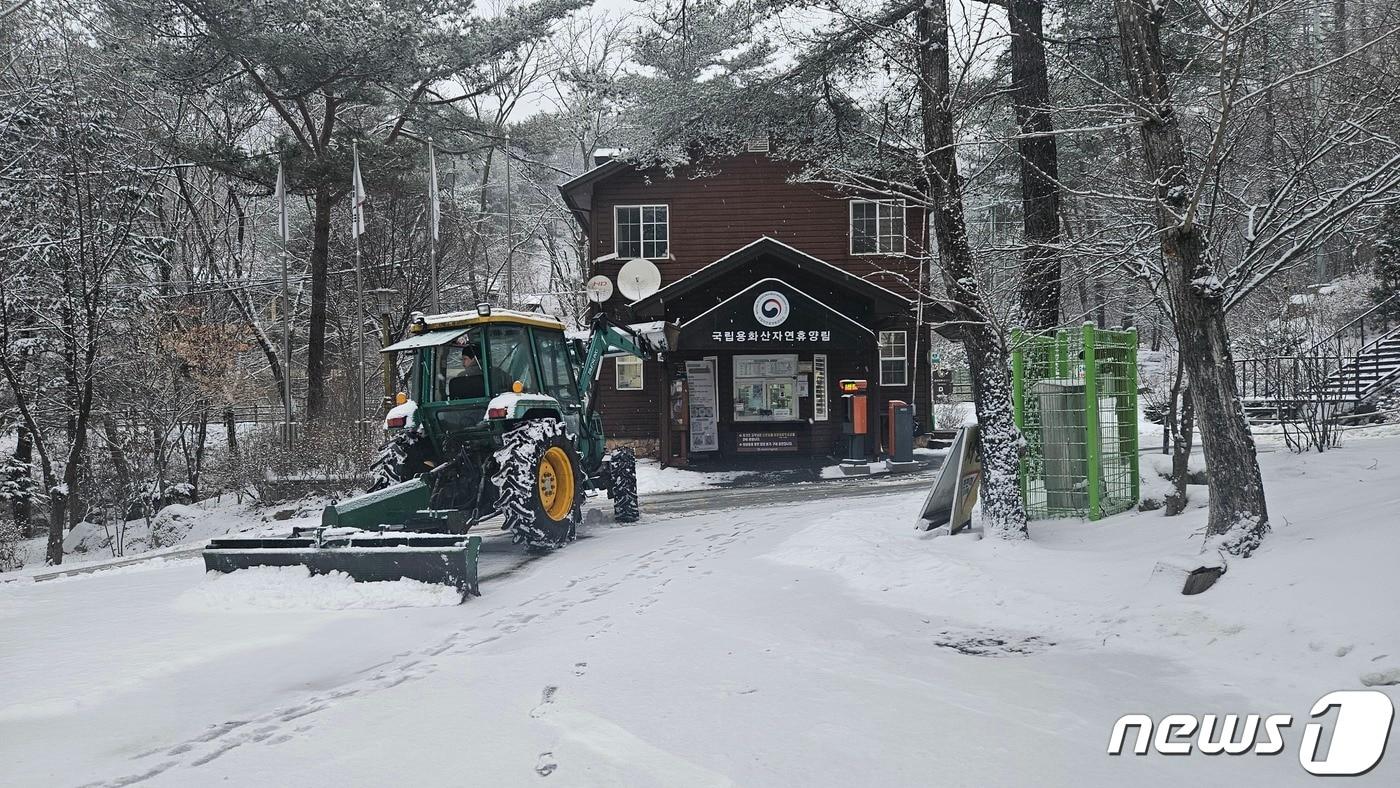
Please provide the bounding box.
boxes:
[585,275,614,303]
[617,258,662,301]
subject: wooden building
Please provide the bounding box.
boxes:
[560,151,955,466]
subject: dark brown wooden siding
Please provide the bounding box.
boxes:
[592,356,663,439]
[588,153,928,299]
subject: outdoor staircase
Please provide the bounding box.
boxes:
[1317,329,1400,400]
[1237,295,1400,424]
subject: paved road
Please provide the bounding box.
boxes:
[642,469,937,517]
[14,467,942,585]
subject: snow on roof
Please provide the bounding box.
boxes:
[410,307,565,333]
[565,321,670,352]
[632,236,913,308]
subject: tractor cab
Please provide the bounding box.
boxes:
[381,306,602,472]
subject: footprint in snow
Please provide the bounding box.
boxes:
[529,685,557,718]
[535,751,558,777]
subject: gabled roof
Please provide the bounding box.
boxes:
[679,277,876,338]
[559,158,630,231]
[630,236,916,314]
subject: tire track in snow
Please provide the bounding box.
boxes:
[90,511,768,787]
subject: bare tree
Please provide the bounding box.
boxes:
[918,0,1029,538]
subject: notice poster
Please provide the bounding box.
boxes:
[736,431,798,453]
[687,360,719,452]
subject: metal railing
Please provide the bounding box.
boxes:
[1236,341,1400,416]
[1234,294,1400,417]
[1305,292,1400,361]
[1236,354,1355,404]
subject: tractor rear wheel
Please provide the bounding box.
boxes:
[607,447,639,523]
[492,420,582,548]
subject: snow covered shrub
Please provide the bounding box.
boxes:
[237,424,376,503]
[1137,348,1176,426]
[0,516,21,571]
[149,504,199,548]
[932,402,971,431]
[129,479,195,520]
[1231,273,1380,361]
[1277,356,1345,454]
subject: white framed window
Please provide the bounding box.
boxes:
[850,200,905,255]
[615,356,644,390]
[614,205,669,259]
[878,331,908,386]
[813,354,829,421]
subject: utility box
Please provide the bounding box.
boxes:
[839,379,869,462]
[1030,379,1088,512]
[887,400,914,464]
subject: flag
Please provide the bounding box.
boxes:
[274,161,289,243]
[351,141,368,238]
[427,138,441,242]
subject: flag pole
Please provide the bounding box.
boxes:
[504,132,513,309]
[428,137,441,313]
[276,162,294,447]
[352,141,368,429]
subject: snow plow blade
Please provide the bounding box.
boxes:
[202,534,482,599]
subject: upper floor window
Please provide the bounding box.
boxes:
[851,199,905,255]
[615,205,669,259]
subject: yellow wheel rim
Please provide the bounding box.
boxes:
[537,446,575,521]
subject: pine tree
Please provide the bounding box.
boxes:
[109,0,585,421]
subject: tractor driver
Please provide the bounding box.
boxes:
[447,343,509,399]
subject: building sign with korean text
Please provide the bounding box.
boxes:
[709,329,832,345]
[679,278,873,351]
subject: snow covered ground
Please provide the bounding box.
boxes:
[2,438,1399,786]
[633,458,744,493]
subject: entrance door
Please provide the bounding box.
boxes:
[661,365,689,467]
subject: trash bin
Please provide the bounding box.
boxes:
[887,401,913,463]
[1030,380,1087,511]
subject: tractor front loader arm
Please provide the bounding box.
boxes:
[579,313,664,419]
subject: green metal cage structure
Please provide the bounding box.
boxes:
[1011,325,1140,520]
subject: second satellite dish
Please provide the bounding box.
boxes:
[585,275,614,303]
[617,258,662,301]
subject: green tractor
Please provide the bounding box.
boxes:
[203,306,663,597]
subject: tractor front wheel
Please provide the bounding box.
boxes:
[369,426,430,491]
[492,420,582,548]
[607,447,639,523]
